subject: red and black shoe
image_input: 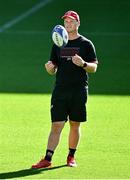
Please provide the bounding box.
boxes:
[32,158,51,169]
[67,155,77,167]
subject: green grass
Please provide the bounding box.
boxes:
[0,0,130,179]
[0,94,130,179]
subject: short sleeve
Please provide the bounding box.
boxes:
[87,41,98,63]
[50,44,59,65]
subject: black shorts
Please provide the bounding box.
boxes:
[50,87,88,122]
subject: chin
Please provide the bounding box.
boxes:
[66,28,72,32]
[67,29,74,33]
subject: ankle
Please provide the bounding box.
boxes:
[44,149,54,162]
[68,148,76,157]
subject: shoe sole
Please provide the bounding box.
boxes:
[32,165,52,169]
[67,164,77,167]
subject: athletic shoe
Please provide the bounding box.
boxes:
[31,158,51,169]
[67,155,77,167]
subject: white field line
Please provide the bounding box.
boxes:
[0,0,53,33]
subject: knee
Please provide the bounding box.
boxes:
[69,121,80,131]
[51,122,65,134]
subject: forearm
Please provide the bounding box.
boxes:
[72,54,98,73]
[83,62,97,73]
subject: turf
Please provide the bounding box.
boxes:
[0,0,130,179]
[0,94,130,179]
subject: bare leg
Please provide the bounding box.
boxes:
[47,121,65,151]
[69,120,81,149]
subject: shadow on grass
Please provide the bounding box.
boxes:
[0,164,67,179]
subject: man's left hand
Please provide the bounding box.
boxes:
[72,54,84,67]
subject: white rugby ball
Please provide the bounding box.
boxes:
[52,25,68,47]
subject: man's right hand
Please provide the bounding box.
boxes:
[45,61,57,75]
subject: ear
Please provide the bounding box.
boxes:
[77,21,80,27]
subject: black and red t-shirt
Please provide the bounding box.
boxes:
[50,35,98,89]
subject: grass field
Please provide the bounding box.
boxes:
[0,0,130,94]
[0,0,130,179]
[0,94,130,179]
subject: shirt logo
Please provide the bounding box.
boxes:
[60,47,80,60]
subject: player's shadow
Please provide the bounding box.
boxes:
[0,164,67,179]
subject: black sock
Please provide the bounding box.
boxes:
[68,148,76,157]
[44,149,54,162]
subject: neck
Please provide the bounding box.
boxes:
[68,32,80,40]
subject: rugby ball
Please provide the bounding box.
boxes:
[52,25,68,47]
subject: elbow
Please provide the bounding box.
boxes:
[93,63,98,73]
[93,66,97,73]
[90,64,98,73]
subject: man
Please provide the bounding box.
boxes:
[32,10,98,169]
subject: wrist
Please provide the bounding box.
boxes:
[82,62,88,68]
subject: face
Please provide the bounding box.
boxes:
[64,17,79,33]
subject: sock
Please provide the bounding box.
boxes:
[44,149,54,162]
[68,148,76,157]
